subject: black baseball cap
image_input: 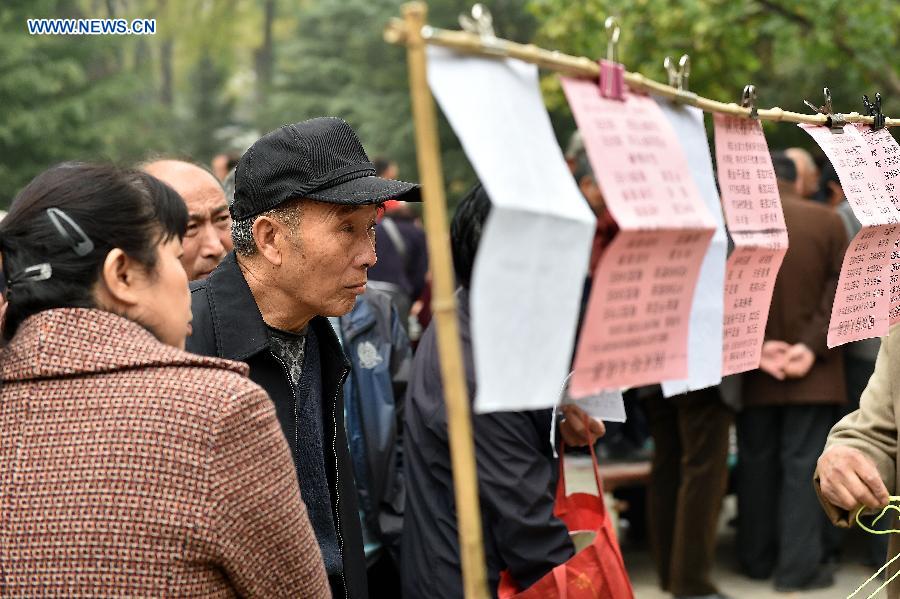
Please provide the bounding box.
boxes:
[231,117,420,220]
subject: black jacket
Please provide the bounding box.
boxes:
[401,288,574,598]
[187,252,368,599]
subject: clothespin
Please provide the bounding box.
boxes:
[664,54,696,103]
[741,84,759,119]
[804,87,845,133]
[599,17,625,100]
[863,93,886,131]
[459,4,504,56]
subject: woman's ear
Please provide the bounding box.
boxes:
[252,216,283,267]
[97,248,141,308]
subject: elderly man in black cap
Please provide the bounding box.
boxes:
[186,117,420,599]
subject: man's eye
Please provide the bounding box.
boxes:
[185,224,199,236]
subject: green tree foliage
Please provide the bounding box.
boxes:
[527,0,900,149]
[261,0,535,201]
[0,1,167,203]
[2,0,898,207]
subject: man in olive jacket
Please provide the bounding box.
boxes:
[187,117,420,599]
[817,328,900,598]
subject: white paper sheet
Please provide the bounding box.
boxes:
[656,102,728,396]
[550,372,626,456]
[559,372,627,422]
[427,46,596,413]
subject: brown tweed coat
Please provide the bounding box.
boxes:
[0,308,330,598]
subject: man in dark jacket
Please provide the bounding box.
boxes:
[736,151,847,592]
[187,117,420,599]
[402,183,603,597]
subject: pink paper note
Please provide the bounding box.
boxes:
[714,115,788,375]
[571,229,713,392]
[721,245,787,375]
[562,78,714,396]
[803,124,900,340]
[828,224,893,344]
[845,125,900,325]
[561,77,714,231]
[802,124,899,226]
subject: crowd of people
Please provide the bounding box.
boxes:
[0,114,899,599]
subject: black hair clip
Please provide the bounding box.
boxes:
[46,208,93,257]
[6,263,52,292]
[863,93,886,131]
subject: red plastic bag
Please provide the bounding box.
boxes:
[498,438,634,599]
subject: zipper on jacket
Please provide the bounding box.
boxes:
[273,349,352,598]
[332,367,349,597]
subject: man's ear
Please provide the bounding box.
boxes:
[252,216,283,266]
[98,248,140,308]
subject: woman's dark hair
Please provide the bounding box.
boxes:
[0,162,188,339]
[450,182,493,290]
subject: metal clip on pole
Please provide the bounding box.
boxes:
[804,87,845,132]
[664,54,696,103]
[459,4,504,56]
[741,84,759,119]
[599,16,624,100]
[863,93,886,131]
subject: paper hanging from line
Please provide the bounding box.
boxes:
[845,125,900,327]
[561,77,715,398]
[427,46,596,413]
[657,102,727,397]
[801,123,900,346]
[713,115,788,376]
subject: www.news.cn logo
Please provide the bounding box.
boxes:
[27,18,156,35]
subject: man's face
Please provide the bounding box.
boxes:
[181,180,233,280]
[143,161,233,280]
[278,200,378,318]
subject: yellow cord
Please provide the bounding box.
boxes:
[848,497,900,598]
[855,497,900,535]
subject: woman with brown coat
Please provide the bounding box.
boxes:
[0,163,330,597]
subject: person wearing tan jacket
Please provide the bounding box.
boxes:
[817,327,900,597]
[0,163,329,597]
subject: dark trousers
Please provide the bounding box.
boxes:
[329,575,346,599]
[644,386,732,596]
[736,404,834,586]
[367,551,401,599]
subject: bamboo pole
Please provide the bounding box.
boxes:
[400,3,489,598]
[384,18,900,128]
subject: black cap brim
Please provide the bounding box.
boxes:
[305,176,421,205]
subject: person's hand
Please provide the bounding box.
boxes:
[559,405,606,447]
[817,445,890,511]
[759,340,790,380]
[783,343,816,379]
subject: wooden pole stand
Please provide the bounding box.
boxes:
[400,2,490,597]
